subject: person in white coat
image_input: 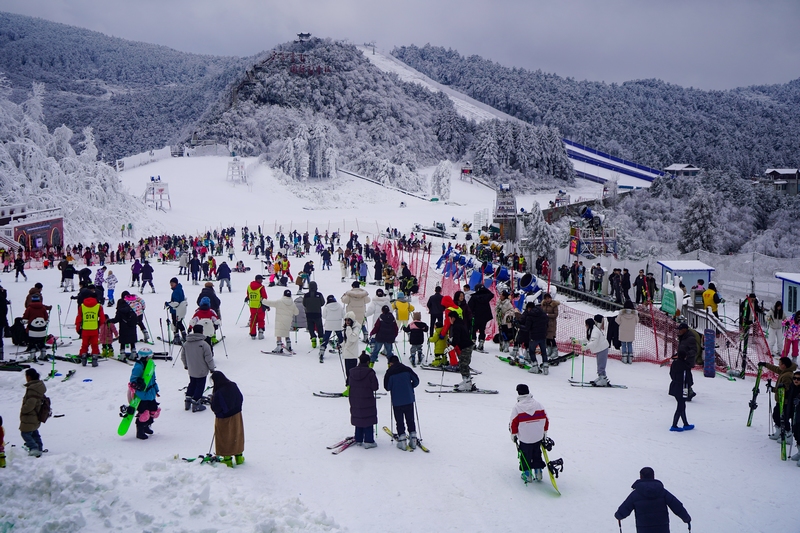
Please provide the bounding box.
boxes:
[584,315,611,386]
[341,311,361,396]
[320,295,346,362]
[509,383,549,483]
[262,289,300,354]
[341,281,371,342]
[766,301,785,357]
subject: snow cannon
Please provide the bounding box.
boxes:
[579,205,605,230]
[483,262,495,275]
[465,258,474,269]
[458,255,467,266]
[495,266,510,283]
[468,269,483,290]
[436,254,447,270]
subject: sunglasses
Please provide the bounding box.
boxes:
[794,378,800,381]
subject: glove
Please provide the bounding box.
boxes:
[511,434,518,444]
[757,361,766,367]
[164,302,170,309]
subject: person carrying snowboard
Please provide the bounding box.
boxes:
[129,349,160,440]
[509,383,548,483]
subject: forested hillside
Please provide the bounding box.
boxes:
[0,12,248,161]
[193,38,574,191]
[393,44,800,177]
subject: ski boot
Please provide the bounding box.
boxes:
[455,377,474,391]
[258,329,265,340]
[341,386,350,397]
[40,348,48,362]
[534,469,543,482]
[521,470,533,483]
[192,399,206,412]
[271,341,284,354]
[363,441,377,449]
[476,340,485,352]
[528,362,542,374]
[431,356,443,367]
[185,396,192,411]
[235,454,245,465]
[285,340,293,353]
[91,355,98,367]
[80,353,88,367]
[409,431,418,450]
[542,362,550,375]
[143,331,150,344]
[311,337,317,349]
[319,347,324,363]
[220,455,234,467]
[591,375,610,387]
[396,433,408,450]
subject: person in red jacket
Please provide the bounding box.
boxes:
[76,294,106,367]
[436,295,461,340]
[245,275,269,339]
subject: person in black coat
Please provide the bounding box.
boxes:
[669,325,694,432]
[622,268,632,302]
[0,282,9,353]
[210,371,245,466]
[615,467,691,533]
[107,298,139,358]
[525,303,550,372]
[303,281,325,347]
[348,352,379,448]
[676,324,698,400]
[78,267,92,286]
[426,286,444,333]
[468,284,495,351]
[217,261,232,292]
[197,283,222,319]
[384,355,420,449]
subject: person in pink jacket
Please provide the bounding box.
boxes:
[782,311,800,363]
[99,320,118,357]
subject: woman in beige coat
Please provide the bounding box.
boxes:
[262,289,299,354]
[617,300,639,364]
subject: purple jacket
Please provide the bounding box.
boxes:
[349,363,378,427]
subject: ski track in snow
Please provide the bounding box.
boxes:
[0,156,791,533]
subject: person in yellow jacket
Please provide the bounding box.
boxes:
[429,320,448,366]
[702,282,723,318]
[75,294,107,367]
[392,292,415,328]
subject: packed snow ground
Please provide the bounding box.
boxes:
[0,157,793,533]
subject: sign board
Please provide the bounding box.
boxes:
[660,290,677,315]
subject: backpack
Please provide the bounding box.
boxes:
[10,317,27,346]
[37,394,52,423]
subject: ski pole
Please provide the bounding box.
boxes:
[64,299,72,325]
[172,343,184,368]
[57,305,64,340]
[235,301,246,325]
[159,318,167,353]
[618,519,623,533]
[581,345,585,387]
[217,324,229,358]
[144,314,154,343]
[208,432,216,456]
[414,401,423,441]
[337,343,346,383]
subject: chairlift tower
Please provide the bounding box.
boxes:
[227,157,247,184]
[143,178,172,210]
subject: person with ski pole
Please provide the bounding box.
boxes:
[349,352,379,448]
[384,354,420,450]
[614,467,691,532]
[210,370,245,467]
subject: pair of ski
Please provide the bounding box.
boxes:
[568,379,628,389]
[419,364,481,375]
[425,382,498,394]
[383,426,430,452]
[182,454,222,464]
[44,369,76,382]
[313,391,386,398]
[261,349,297,356]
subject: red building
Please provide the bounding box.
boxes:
[0,204,64,253]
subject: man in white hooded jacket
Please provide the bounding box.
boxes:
[509,383,549,483]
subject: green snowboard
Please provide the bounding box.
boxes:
[496,355,531,370]
[118,359,155,436]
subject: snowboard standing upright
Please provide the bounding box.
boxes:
[118,359,155,436]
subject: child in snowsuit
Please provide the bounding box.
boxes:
[509,383,549,483]
[98,319,119,357]
[129,349,160,440]
[403,312,429,367]
[428,320,448,367]
[105,270,118,306]
[384,355,420,450]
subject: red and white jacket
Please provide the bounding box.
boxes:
[509,394,549,444]
[189,308,220,336]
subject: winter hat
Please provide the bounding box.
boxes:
[344,311,356,322]
[137,348,153,359]
[397,291,405,299]
[170,277,179,285]
[205,282,214,288]
[516,384,529,395]
[351,281,360,288]
[327,295,336,303]
[677,323,689,331]
[199,297,211,308]
[193,324,204,334]
[412,311,421,321]
[284,289,292,297]
[639,467,655,480]
[255,275,264,281]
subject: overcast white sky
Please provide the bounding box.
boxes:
[1,0,798,90]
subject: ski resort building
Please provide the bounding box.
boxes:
[664,164,701,178]
[492,184,518,240]
[763,169,799,195]
[775,272,800,313]
[0,204,64,252]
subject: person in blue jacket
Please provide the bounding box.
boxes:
[129,348,160,440]
[217,261,232,292]
[615,467,691,533]
[384,355,420,450]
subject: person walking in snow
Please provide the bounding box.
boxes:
[210,371,245,467]
[614,467,691,532]
[181,324,216,413]
[19,368,46,456]
[140,260,155,293]
[384,354,420,450]
[166,277,188,345]
[669,323,695,432]
[14,253,27,282]
[509,383,548,483]
[349,352,379,448]
[130,259,142,287]
[319,295,345,363]
[617,299,638,364]
[262,289,299,354]
[402,312,428,367]
[369,305,398,364]
[217,261,232,293]
[303,281,325,349]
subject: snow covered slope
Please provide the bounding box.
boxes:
[0,155,790,533]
